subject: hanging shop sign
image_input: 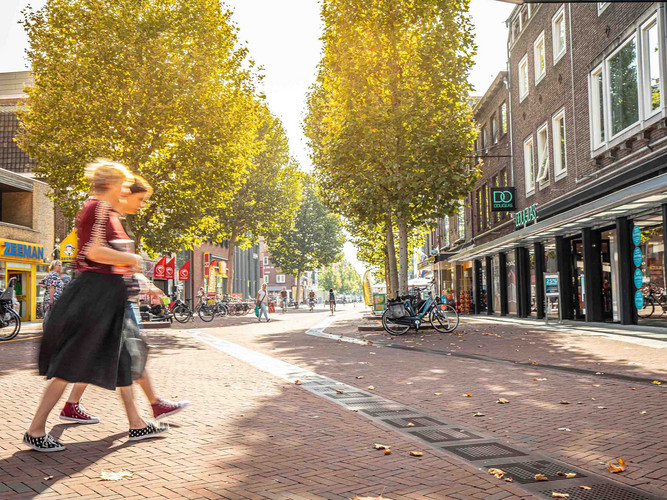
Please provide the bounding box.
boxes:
[632,247,643,268]
[0,239,45,262]
[59,230,77,263]
[632,226,642,246]
[633,268,643,290]
[153,256,167,279]
[490,187,516,211]
[165,258,175,280]
[632,225,643,312]
[514,204,538,229]
[178,260,190,281]
[204,252,211,277]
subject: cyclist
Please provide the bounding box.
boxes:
[328,288,336,315]
[308,289,316,311]
[280,287,288,313]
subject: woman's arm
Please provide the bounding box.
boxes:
[87,246,141,268]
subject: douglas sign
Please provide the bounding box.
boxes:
[490,187,516,211]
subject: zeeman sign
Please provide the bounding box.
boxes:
[0,239,45,261]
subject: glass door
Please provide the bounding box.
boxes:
[570,238,586,320]
[8,270,30,321]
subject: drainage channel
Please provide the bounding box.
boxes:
[190,328,662,500]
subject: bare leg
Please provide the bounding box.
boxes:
[118,385,146,429]
[67,383,88,403]
[135,370,158,405]
[27,378,69,437]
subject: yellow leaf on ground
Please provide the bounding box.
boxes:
[531,361,539,365]
[100,470,133,481]
[552,493,570,498]
[496,398,510,404]
[356,376,364,379]
[534,474,549,481]
[44,476,53,481]
[579,486,592,490]
[559,401,570,405]
[409,451,423,457]
[336,389,344,393]
[294,380,302,385]
[505,477,514,482]
[407,422,415,427]
[640,410,647,415]
[473,412,485,417]
[557,472,577,478]
[606,458,627,473]
[488,468,505,479]
[374,443,390,450]
[367,386,375,390]
[462,392,472,397]
[434,392,442,396]
[533,378,547,381]
[383,449,391,455]
[653,380,662,385]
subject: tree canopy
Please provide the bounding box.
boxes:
[318,260,362,295]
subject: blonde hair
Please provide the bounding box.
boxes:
[49,260,62,271]
[129,174,154,198]
[84,158,132,192]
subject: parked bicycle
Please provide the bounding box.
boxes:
[169,293,196,323]
[382,281,459,335]
[198,295,229,322]
[0,278,21,341]
[638,284,667,319]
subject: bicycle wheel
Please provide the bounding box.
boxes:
[198,303,215,322]
[173,304,191,323]
[637,296,655,319]
[218,304,229,318]
[0,308,21,341]
[429,304,459,333]
[381,309,410,335]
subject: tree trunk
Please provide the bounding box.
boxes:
[385,213,399,299]
[225,229,237,296]
[397,216,409,296]
[295,270,301,308]
[384,252,392,300]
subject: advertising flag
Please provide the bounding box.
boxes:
[60,229,78,262]
[153,256,167,279]
[178,260,191,281]
[165,258,176,280]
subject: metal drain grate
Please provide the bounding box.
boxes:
[361,408,418,418]
[345,401,406,412]
[442,442,528,461]
[326,391,374,400]
[538,484,656,500]
[485,460,583,484]
[306,385,342,393]
[381,416,449,429]
[409,427,482,443]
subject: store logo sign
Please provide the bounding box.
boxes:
[491,187,516,211]
[514,204,538,229]
[1,240,44,261]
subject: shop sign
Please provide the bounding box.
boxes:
[153,256,167,279]
[0,239,44,261]
[178,260,190,281]
[632,226,642,246]
[544,274,559,296]
[60,230,77,262]
[514,204,538,229]
[165,258,175,279]
[490,187,516,211]
[634,268,643,290]
[634,290,644,310]
[373,293,386,313]
[633,247,643,267]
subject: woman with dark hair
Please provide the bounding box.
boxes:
[24,160,168,452]
[61,174,189,424]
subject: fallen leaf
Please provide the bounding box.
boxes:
[294,380,302,385]
[552,493,569,498]
[579,486,592,490]
[640,410,647,415]
[473,412,485,417]
[595,372,604,375]
[534,474,549,481]
[367,341,373,345]
[559,401,570,405]
[337,339,342,343]
[367,386,375,390]
[369,352,376,355]
[356,376,364,379]
[557,427,571,432]
[593,384,600,387]
[374,443,390,450]
[606,458,627,474]
[496,398,510,404]
[383,449,391,455]
[557,472,577,478]
[653,380,662,385]
[44,476,53,481]
[533,378,547,381]
[336,389,344,394]
[505,477,514,482]
[597,406,607,410]
[407,422,415,427]
[409,451,423,457]
[100,470,133,481]
[531,361,539,365]
[434,392,442,396]
[461,392,472,397]
[488,468,505,479]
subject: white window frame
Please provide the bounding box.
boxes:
[589,64,606,150]
[552,6,567,64]
[641,15,663,118]
[597,2,610,15]
[276,274,286,284]
[492,114,498,144]
[519,54,529,102]
[263,256,269,266]
[536,122,550,188]
[552,108,567,180]
[606,34,640,140]
[523,135,535,197]
[500,102,508,135]
[263,274,269,284]
[457,201,466,241]
[534,32,546,85]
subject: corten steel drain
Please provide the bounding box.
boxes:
[191,329,665,500]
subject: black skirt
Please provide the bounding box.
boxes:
[39,272,131,390]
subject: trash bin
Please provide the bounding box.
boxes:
[269,301,275,313]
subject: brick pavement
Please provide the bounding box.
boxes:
[0,306,529,500]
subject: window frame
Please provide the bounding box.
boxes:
[457,201,466,241]
[523,135,535,197]
[552,5,567,64]
[263,274,269,284]
[519,54,529,102]
[500,102,508,135]
[534,31,546,85]
[641,14,662,119]
[276,274,286,284]
[263,256,269,266]
[536,122,550,188]
[606,34,640,140]
[552,108,567,181]
[597,2,610,15]
[477,188,484,232]
[491,114,498,144]
[589,63,606,150]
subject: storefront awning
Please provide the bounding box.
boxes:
[450,171,667,262]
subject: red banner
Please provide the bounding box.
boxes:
[165,258,175,279]
[153,256,167,279]
[204,252,210,277]
[178,260,190,281]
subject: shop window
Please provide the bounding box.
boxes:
[519,54,529,102]
[536,123,550,187]
[500,102,508,135]
[0,189,34,228]
[523,135,535,196]
[507,252,517,315]
[534,32,546,84]
[492,255,501,313]
[552,6,567,63]
[609,36,639,136]
[642,16,661,116]
[552,109,567,180]
[637,223,666,325]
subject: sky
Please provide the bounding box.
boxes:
[0,0,514,276]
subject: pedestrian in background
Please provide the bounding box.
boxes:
[42,260,63,326]
[256,283,270,322]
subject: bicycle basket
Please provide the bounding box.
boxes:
[386,300,406,320]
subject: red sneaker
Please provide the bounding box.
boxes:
[59,402,100,424]
[152,398,189,420]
